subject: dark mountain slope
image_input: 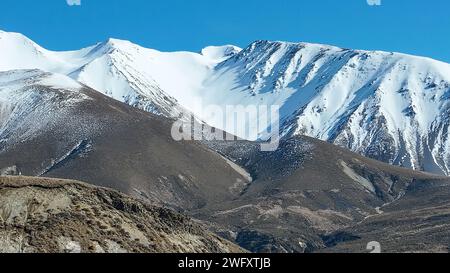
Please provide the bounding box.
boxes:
[200,137,450,252]
[0,70,247,210]
[322,178,450,253]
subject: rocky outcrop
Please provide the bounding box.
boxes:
[0,176,244,253]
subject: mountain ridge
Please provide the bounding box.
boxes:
[1,30,450,175]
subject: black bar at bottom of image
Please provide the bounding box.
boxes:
[0,253,446,272]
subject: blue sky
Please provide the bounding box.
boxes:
[0,0,449,62]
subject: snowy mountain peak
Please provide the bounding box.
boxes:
[103,38,138,50]
[0,30,43,50]
[234,40,340,59]
[201,45,242,62]
[232,39,450,71]
[83,38,138,57]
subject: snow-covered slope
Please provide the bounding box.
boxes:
[201,45,242,62]
[1,30,450,175]
[203,40,450,175]
[0,69,91,147]
[0,31,242,117]
[70,39,219,116]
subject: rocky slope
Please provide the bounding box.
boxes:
[322,177,450,253]
[0,176,243,253]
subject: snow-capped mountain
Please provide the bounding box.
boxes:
[217,40,450,175]
[1,30,450,175]
[0,31,241,117]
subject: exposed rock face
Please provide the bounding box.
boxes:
[0,176,244,253]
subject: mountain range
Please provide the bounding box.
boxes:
[0,69,449,252]
[1,30,450,253]
[1,30,450,175]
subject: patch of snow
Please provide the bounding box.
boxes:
[201,45,242,62]
[340,160,376,194]
[38,73,82,90]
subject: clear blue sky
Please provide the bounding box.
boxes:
[0,0,449,62]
